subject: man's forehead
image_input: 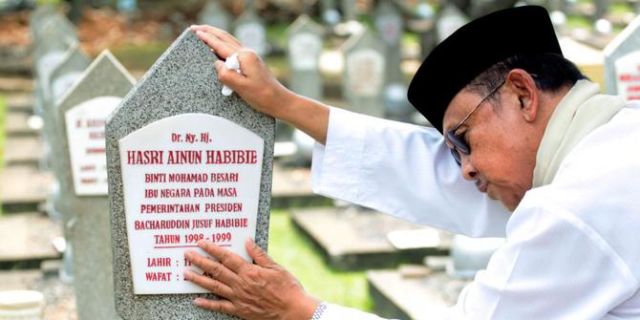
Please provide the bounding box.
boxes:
[442,89,479,130]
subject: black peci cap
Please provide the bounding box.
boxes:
[407,6,562,133]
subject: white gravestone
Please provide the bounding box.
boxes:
[56,50,134,320]
[342,29,386,117]
[604,15,640,100]
[234,10,267,57]
[65,96,121,195]
[119,114,264,294]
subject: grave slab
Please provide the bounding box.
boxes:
[5,111,40,137]
[271,163,331,208]
[56,50,135,320]
[106,29,274,320]
[0,213,62,263]
[291,207,449,270]
[5,93,34,112]
[368,269,467,320]
[0,166,53,212]
[4,136,44,166]
[0,270,42,290]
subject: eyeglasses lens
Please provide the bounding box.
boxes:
[446,131,470,166]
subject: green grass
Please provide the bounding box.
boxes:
[268,209,373,311]
[567,15,592,29]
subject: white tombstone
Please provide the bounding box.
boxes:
[234,9,268,56]
[604,15,640,100]
[342,28,387,117]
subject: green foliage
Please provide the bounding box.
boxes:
[111,42,171,71]
[268,210,374,311]
[567,15,591,29]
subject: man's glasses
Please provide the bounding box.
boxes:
[446,80,505,166]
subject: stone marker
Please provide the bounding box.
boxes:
[375,0,404,84]
[55,50,135,320]
[287,15,324,100]
[436,5,468,43]
[3,136,43,167]
[233,8,268,57]
[106,29,274,319]
[291,207,449,270]
[46,44,91,283]
[0,213,62,264]
[604,14,640,100]
[198,0,231,31]
[342,28,386,117]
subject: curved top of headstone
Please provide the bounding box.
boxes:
[107,28,272,141]
[341,27,386,54]
[287,14,324,37]
[604,14,640,57]
[56,50,135,115]
[197,0,231,30]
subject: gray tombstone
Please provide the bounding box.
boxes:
[287,15,324,100]
[46,45,91,283]
[375,0,404,84]
[342,28,387,117]
[342,0,357,21]
[198,1,231,31]
[106,29,274,320]
[436,5,469,43]
[56,51,135,320]
[233,8,268,57]
[604,14,640,100]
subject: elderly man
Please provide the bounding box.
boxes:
[183,6,640,319]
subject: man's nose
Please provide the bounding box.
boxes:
[461,156,478,180]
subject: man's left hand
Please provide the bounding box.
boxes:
[184,239,319,320]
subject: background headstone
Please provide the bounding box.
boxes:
[198,1,231,31]
[56,50,135,320]
[233,8,268,57]
[604,14,640,100]
[342,28,386,117]
[106,29,274,319]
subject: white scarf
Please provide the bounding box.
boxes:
[532,80,626,187]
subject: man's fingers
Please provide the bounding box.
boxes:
[193,297,237,315]
[191,25,242,47]
[245,238,275,268]
[197,240,246,273]
[184,270,234,299]
[184,250,239,285]
[214,60,247,91]
[193,29,239,59]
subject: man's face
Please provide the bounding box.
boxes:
[443,83,538,211]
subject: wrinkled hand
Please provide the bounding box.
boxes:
[190,25,297,120]
[184,239,318,320]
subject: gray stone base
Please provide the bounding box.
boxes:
[0,212,62,268]
[1,166,53,212]
[368,268,469,320]
[5,93,34,112]
[5,111,40,137]
[291,207,449,270]
[271,163,332,208]
[4,136,44,166]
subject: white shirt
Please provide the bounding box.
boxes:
[311,106,640,319]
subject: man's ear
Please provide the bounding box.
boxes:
[506,69,538,122]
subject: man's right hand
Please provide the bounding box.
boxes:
[190,25,330,145]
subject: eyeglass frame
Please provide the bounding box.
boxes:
[445,79,506,166]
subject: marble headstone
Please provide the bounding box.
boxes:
[233,9,268,56]
[604,14,640,100]
[47,45,91,282]
[287,15,324,100]
[198,0,231,31]
[106,29,275,320]
[375,0,404,84]
[342,28,386,117]
[56,50,135,320]
[436,5,468,43]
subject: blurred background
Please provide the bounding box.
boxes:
[0,0,636,319]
